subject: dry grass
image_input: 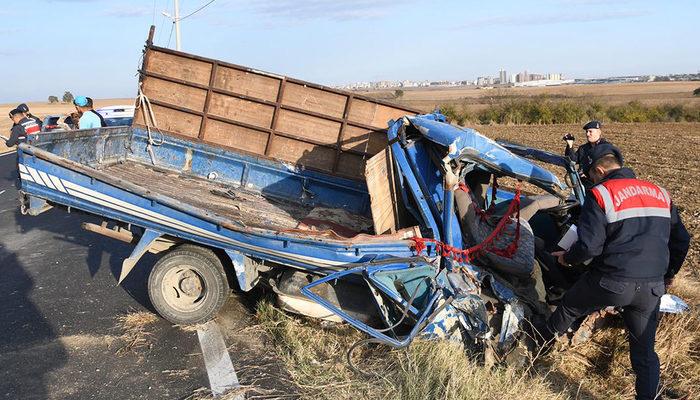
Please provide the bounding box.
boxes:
[114,310,159,355]
[180,386,258,400]
[255,299,572,400]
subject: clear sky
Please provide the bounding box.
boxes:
[1,0,698,103]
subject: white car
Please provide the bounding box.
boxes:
[95,105,135,127]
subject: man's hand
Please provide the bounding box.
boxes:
[664,277,674,289]
[551,250,570,266]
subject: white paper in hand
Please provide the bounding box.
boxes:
[557,225,579,251]
[557,225,592,265]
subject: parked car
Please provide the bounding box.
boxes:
[95,105,135,127]
[41,114,72,132]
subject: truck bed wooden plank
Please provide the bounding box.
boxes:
[365,149,398,234]
[268,136,336,172]
[276,109,341,145]
[282,82,348,119]
[208,93,275,129]
[341,125,387,154]
[146,50,212,86]
[149,104,201,138]
[213,65,280,102]
[143,76,208,112]
[202,119,270,154]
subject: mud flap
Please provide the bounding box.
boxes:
[301,260,448,348]
[118,229,162,283]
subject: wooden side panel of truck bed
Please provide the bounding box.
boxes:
[134,45,419,180]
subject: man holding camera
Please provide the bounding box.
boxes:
[563,120,618,185]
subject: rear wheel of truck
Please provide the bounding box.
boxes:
[148,245,229,325]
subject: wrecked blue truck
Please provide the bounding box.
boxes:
[16,34,684,360]
[15,108,586,355]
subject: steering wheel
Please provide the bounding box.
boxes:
[544,198,580,215]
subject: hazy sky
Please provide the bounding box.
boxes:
[1,0,698,102]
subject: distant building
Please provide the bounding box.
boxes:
[499,69,507,85]
[516,70,529,83]
[476,76,494,86]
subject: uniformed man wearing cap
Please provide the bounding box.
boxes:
[540,143,691,400]
[563,120,617,183]
[5,108,41,147]
[15,103,43,130]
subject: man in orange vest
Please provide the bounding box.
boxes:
[542,144,690,400]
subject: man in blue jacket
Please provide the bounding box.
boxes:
[544,144,690,400]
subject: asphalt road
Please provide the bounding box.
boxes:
[0,152,295,399]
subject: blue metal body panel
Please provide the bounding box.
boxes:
[409,115,564,191]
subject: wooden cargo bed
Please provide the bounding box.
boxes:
[101,161,373,235]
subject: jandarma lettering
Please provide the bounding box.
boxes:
[613,185,667,208]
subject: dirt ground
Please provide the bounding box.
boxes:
[0,99,133,154]
[361,81,700,112]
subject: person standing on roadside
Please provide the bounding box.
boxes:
[541,144,690,400]
[73,96,106,129]
[563,120,618,184]
[5,108,40,147]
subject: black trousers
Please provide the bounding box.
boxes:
[548,272,665,400]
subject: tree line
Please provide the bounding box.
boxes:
[47,92,75,104]
[441,96,700,125]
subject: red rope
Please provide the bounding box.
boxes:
[413,182,522,265]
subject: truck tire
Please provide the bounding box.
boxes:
[148,246,229,325]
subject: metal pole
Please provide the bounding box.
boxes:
[174,0,181,50]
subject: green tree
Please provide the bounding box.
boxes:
[394,89,404,99]
[62,91,74,103]
[693,87,700,96]
[48,95,59,103]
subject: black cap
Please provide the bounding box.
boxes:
[586,143,623,173]
[583,120,601,130]
[8,108,22,117]
[16,103,29,113]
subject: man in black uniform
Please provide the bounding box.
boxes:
[5,108,40,147]
[543,144,690,400]
[16,103,43,130]
[563,120,617,184]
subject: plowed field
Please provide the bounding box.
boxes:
[477,122,700,274]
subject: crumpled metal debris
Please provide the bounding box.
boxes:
[660,294,689,314]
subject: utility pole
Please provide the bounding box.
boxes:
[162,0,182,51]
[174,0,181,51]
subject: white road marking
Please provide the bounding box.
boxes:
[0,150,16,157]
[197,320,243,398]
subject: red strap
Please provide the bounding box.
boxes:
[412,182,522,265]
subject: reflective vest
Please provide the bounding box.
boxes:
[16,118,41,142]
[591,178,671,223]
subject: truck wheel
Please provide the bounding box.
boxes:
[148,246,229,325]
